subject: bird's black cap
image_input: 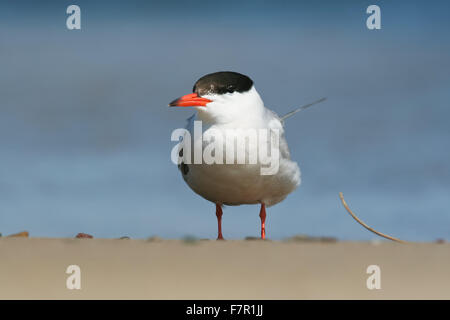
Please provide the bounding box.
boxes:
[193,71,253,96]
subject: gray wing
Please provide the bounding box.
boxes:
[177,113,196,176]
[185,113,196,132]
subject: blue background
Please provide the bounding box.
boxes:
[1,0,449,240]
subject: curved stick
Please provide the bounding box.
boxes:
[339,192,408,244]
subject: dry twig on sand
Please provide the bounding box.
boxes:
[339,192,408,244]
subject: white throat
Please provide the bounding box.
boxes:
[195,86,266,125]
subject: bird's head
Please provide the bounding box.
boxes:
[169,71,264,124]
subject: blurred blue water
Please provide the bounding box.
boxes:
[0,1,449,240]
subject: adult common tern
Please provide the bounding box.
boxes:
[169,71,324,240]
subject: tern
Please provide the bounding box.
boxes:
[169,71,324,240]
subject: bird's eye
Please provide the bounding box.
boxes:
[227,85,235,93]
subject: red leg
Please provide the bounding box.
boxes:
[259,203,266,240]
[216,203,224,240]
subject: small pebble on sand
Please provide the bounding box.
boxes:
[75,233,93,239]
[7,231,29,238]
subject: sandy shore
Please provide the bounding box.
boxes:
[0,237,449,299]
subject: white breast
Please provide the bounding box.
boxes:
[178,102,301,207]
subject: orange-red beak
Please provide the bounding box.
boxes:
[168,93,212,107]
